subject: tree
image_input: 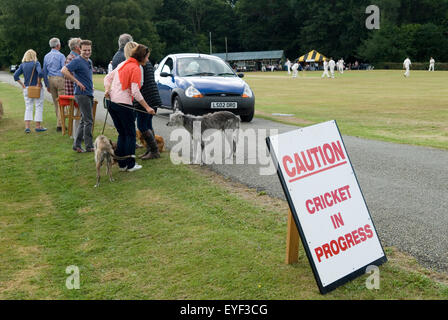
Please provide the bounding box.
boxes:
[0,0,164,67]
[236,0,299,56]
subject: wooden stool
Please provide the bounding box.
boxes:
[58,96,97,136]
[57,95,75,136]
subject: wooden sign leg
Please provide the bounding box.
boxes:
[286,209,300,264]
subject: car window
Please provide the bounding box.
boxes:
[161,58,173,74]
[177,57,235,77]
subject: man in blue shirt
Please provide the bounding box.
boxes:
[61,40,95,153]
[43,38,66,131]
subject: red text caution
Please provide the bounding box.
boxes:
[282,141,347,183]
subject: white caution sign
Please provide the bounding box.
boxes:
[267,120,387,294]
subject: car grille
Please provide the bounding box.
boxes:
[204,93,241,97]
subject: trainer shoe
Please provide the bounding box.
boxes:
[35,127,48,132]
[25,128,31,133]
[72,147,86,153]
[127,164,142,172]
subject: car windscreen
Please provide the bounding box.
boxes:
[177,57,235,77]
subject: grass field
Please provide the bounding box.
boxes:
[244,70,448,150]
[97,70,448,150]
[0,82,448,299]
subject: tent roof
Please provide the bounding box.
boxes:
[213,50,284,61]
[297,50,327,62]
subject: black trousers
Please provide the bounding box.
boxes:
[107,101,136,169]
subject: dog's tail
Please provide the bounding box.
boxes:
[111,153,136,160]
[105,144,136,160]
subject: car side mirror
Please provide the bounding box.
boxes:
[238,73,244,78]
[160,72,173,78]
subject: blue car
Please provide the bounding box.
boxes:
[155,53,255,122]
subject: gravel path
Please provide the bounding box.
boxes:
[2,72,447,273]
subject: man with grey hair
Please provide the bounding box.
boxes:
[43,37,66,131]
[111,33,133,70]
[64,38,82,95]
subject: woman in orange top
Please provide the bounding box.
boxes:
[104,44,155,172]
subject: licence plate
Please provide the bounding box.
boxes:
[211,102,237,109]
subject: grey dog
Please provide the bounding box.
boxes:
[167,111,240,157]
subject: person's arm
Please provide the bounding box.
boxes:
[103,69,115,98]
[61,64,86,92]
[131,83,155,115]
[59,53,66,74]
[36,62,43,87]
[13,64,25,89]
[42,56,50,91]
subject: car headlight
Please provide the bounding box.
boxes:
[242,83,253,98]
[185,86,203,98]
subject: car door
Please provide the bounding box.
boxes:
[156,57,175,107]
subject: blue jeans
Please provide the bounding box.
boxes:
[107,101,136,169]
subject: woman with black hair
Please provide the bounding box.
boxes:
[134,47,162,160]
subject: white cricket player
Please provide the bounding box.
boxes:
[291,62,299,78]
[429,57,435,71]
[321,59,330,78]
[285,59,292,75]
[403,57,411,77]
[339,58,344,74]
[329,58,336,78]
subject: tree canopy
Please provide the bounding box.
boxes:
[1,0,447,67]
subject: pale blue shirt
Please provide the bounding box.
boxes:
[43,49,66,87]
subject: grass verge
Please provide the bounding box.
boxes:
[0,82,447,299]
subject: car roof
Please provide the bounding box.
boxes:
[168,53,221,60]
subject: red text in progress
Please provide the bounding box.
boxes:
[314,224,374,263]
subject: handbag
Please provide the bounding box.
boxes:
[27,62,41,99]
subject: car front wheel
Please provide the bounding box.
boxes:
[173,96,183,113]
[240,108,254,122]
